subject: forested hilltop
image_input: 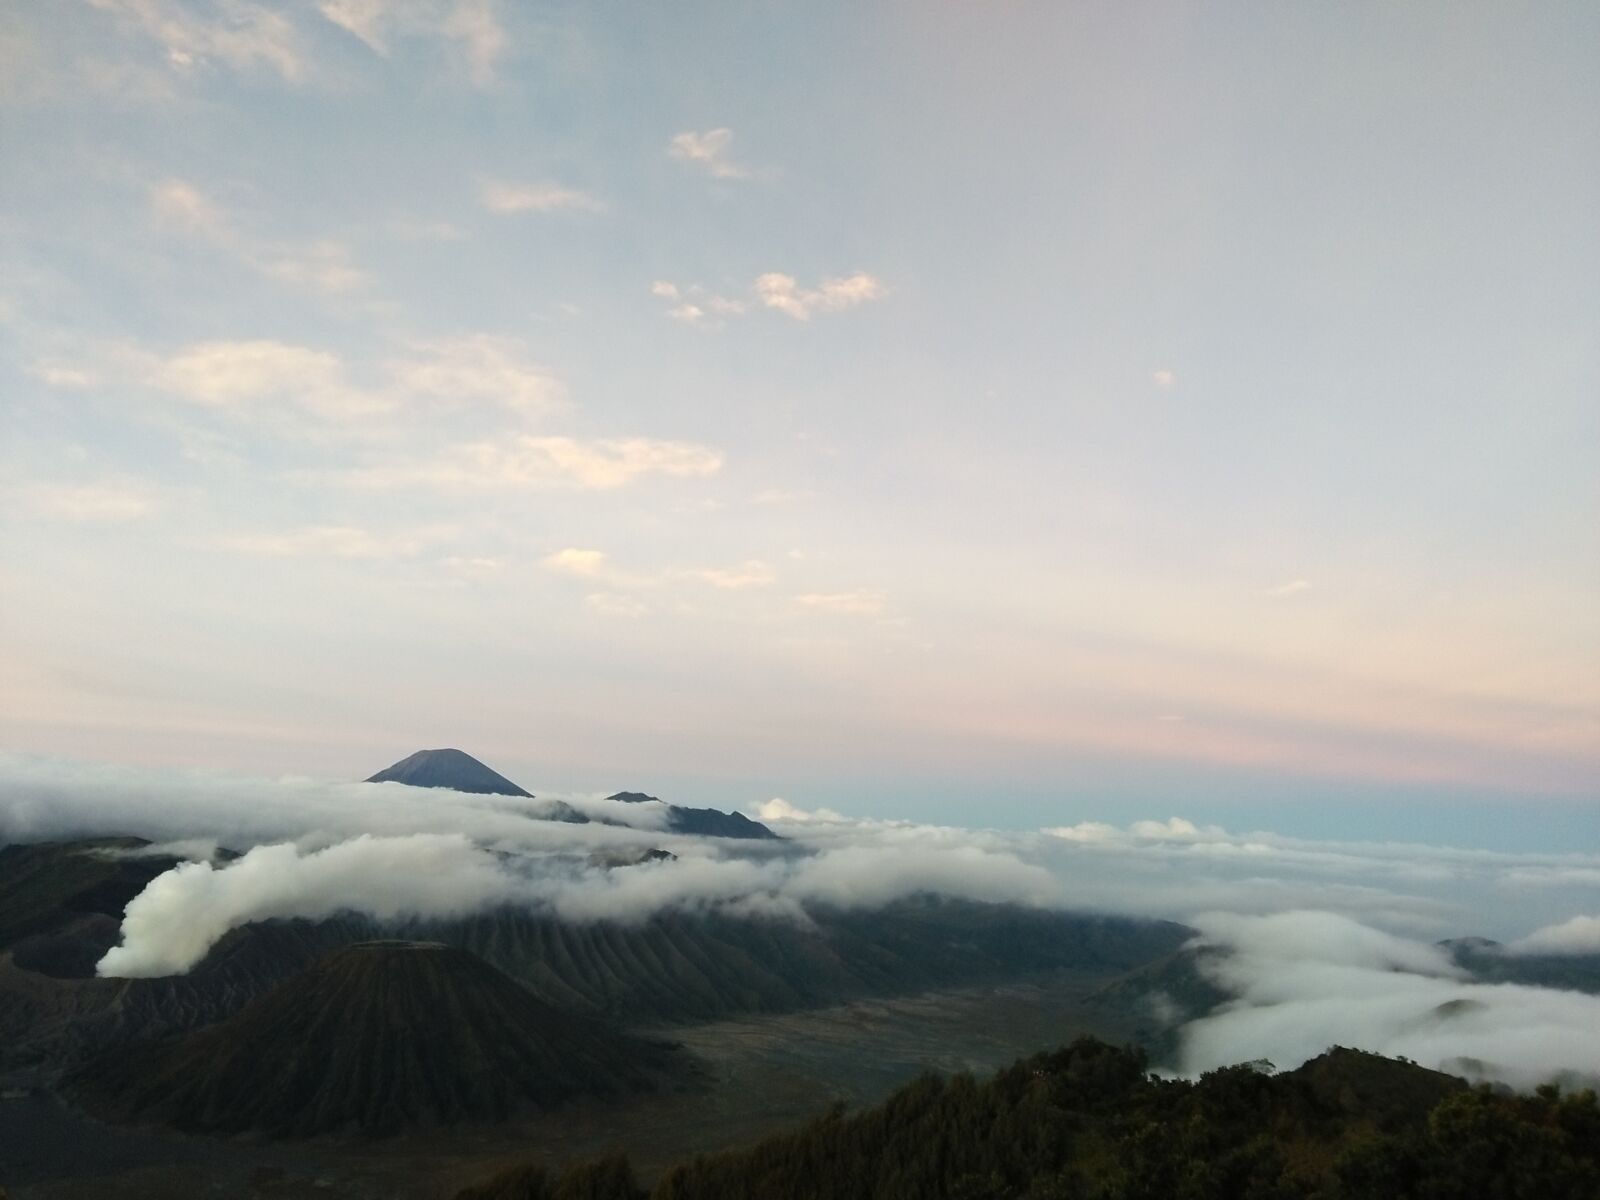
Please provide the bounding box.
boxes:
[457,1038,1600,1200]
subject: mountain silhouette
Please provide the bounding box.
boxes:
[366,748,533,796]
[608,790,779,840]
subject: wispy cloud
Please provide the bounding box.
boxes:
[352,435,724,490]
[755,271,886,321]
[389,335,565,415]
[152,180,366,294]
[694,560,776,590]
[667,127,752,180]
[654,274,884,327]
[149,339,381,419]
[89,0,307,82]
[138,334,561,423]
[318,0,507,87]
[480,179,604,215]
[649,279,745,326]
[541,547,608,577]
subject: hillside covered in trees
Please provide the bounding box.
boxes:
[457,1038,1600,1200]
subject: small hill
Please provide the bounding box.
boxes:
[71,941,689,1137]
[1288,1045,1466,1127]
[366,748,533,797]
[608,791,779,840]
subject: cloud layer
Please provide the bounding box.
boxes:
[5,748,1599,1095]
[1179,910,1600,1090]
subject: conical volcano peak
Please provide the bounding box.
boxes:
[366,748,532,797]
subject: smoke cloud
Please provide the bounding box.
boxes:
[100,834,522,977]
[94,832,1057,976]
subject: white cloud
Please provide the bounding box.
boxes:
[480,179,603,215]
[651,279,746,326]
[1506,913,1600,956]
[154,339,342,403]
[694,560,776,590]
[1043,821,1121,844]
[1178,910,1600,1090]
[372,435,724,490]
[795,590,888,617]
[29,363,97,389]
[1130,816,1208,841]
[756,798,847,824]
[1151,369,1176,388]
[755,271,886,321]
[137,334,563,424]
[152,180,366,295]
[667,127,751,180]
[317,0,506,85]
[390,335,565,415]
[89,0,307,82]
[149,339,383,420]
[541,547,608,577]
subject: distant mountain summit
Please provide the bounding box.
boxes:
[364,750,779,839]
[366,748,533,797]
[608,791,779,840]
[71,941,687,1136]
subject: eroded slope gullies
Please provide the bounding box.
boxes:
[70,941,690,1137]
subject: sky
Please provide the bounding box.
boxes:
[1,2,1596,847]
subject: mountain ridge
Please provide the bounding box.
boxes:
[70,940,689,1137]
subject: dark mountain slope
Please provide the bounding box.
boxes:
[71,941,688,1137]
[466,1040,1595,1200]
[366,748,533,797]
[608,791,779,840]
[7,892,1190,1068]
[0,839,181,961]
[1441,936,1600,994]
[413,899,1191,1023]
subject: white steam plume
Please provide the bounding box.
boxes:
[95,834,1060,977]
[99,834,522,977]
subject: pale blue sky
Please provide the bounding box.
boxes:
[2,2,1596,844]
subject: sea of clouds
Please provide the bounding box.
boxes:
[3,750,1598,1086]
